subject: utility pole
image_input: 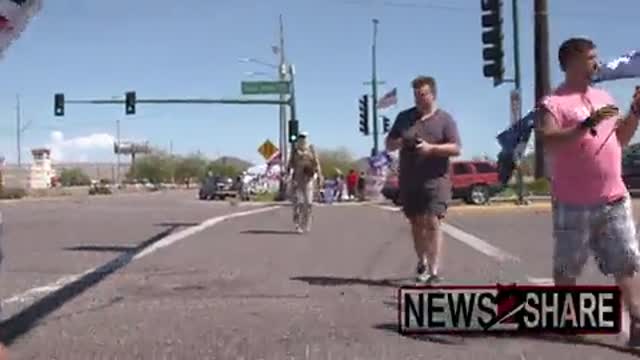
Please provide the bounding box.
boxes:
[371,19,380,156]
[16,94,21,168]
[116,119,121,186]
[534,0,550,179]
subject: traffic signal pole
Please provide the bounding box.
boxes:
[511,0,527,205]
[481,0,529,205]
[534,0,551,179]
[64,98,290,106]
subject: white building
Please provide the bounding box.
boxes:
[29,148,56,189]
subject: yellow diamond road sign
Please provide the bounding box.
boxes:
[258,139,278,161]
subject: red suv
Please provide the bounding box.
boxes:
[381,160,502,205]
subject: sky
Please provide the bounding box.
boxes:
[1,0,640,165]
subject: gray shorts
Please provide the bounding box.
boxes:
[400,178,451,219]
[552,194,640,277]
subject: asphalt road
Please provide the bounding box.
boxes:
[1,191,639,359]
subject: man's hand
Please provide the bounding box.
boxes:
[587,105,619,128]
[415,139,433,156]
[615,86,640,147]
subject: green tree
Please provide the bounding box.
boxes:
[316,147,358,178]
[59,168,92,186]
[204,161,241,179]
[174,154,208,185]
[127,153,175,184]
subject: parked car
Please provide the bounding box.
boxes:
[198,175,240,200]
[623,156,640,192]
[381,160,503,206]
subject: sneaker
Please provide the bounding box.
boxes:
[426,274,443,285]
[628,316,640,347]
[415,262,429,283]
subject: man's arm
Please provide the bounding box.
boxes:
[286,148,295,174]
[428,143,460,157]
[421,115,461,157]
[615,110,640,147]
[312,146,323,180]
[385,114,404,152]
[534,107,589,150]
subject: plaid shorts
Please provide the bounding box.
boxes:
[552,194,640,277]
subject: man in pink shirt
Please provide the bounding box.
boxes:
[536,37,640,346]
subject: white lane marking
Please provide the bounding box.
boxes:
[2,205,282,306]
[375,205,557,285]
[374,205,521,263]
[440,223,520,263]
[526,276,554,285]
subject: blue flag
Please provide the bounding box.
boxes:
[593,50,640,83]
[495,49,640,186]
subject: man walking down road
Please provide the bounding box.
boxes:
[535,37,640,346]
[287,131,323,233]
[385,76,461,284]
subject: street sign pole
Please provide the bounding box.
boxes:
[371,19,380,155]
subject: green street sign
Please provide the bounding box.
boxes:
[241,81,291,95]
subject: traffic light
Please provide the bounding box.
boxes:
[54,93,64,116]
[359,95,369,135]
[125,91,136,115]
[481,0,504,87]
[288,119,299,143]
[382,116,391,133]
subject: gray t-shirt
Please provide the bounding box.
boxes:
[388,107,461,187]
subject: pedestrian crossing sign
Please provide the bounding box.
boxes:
[258,139,278,161]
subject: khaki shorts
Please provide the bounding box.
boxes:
[552,194,640,277]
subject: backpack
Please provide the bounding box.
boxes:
[294,145,317,177]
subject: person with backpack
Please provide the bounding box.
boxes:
[287,132,323,233]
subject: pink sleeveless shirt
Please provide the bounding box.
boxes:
[541,83,627,206]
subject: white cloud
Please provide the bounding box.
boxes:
[46,131,116,162]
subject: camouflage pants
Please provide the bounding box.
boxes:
[292,179,314,230]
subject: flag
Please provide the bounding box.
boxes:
[495,49,640,185]
[377,88,397,109]
[0,0,42,59]
[266,150,281,166]
[496,110,537,185]
[593,50,640,83]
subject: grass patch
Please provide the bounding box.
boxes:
[0,187,27,199]
[493,178,551,197]
[252,191,278,202]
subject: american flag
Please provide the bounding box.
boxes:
[0,0,42,59]
[377,88,397,109]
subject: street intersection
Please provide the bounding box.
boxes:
[0,191,637,359]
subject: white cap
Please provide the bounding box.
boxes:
[299,131,309,138]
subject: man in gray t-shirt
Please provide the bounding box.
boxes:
[385,75,461,284]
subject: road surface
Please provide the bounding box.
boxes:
[0,191,639,359]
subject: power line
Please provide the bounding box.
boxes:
[330,0,640,21]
